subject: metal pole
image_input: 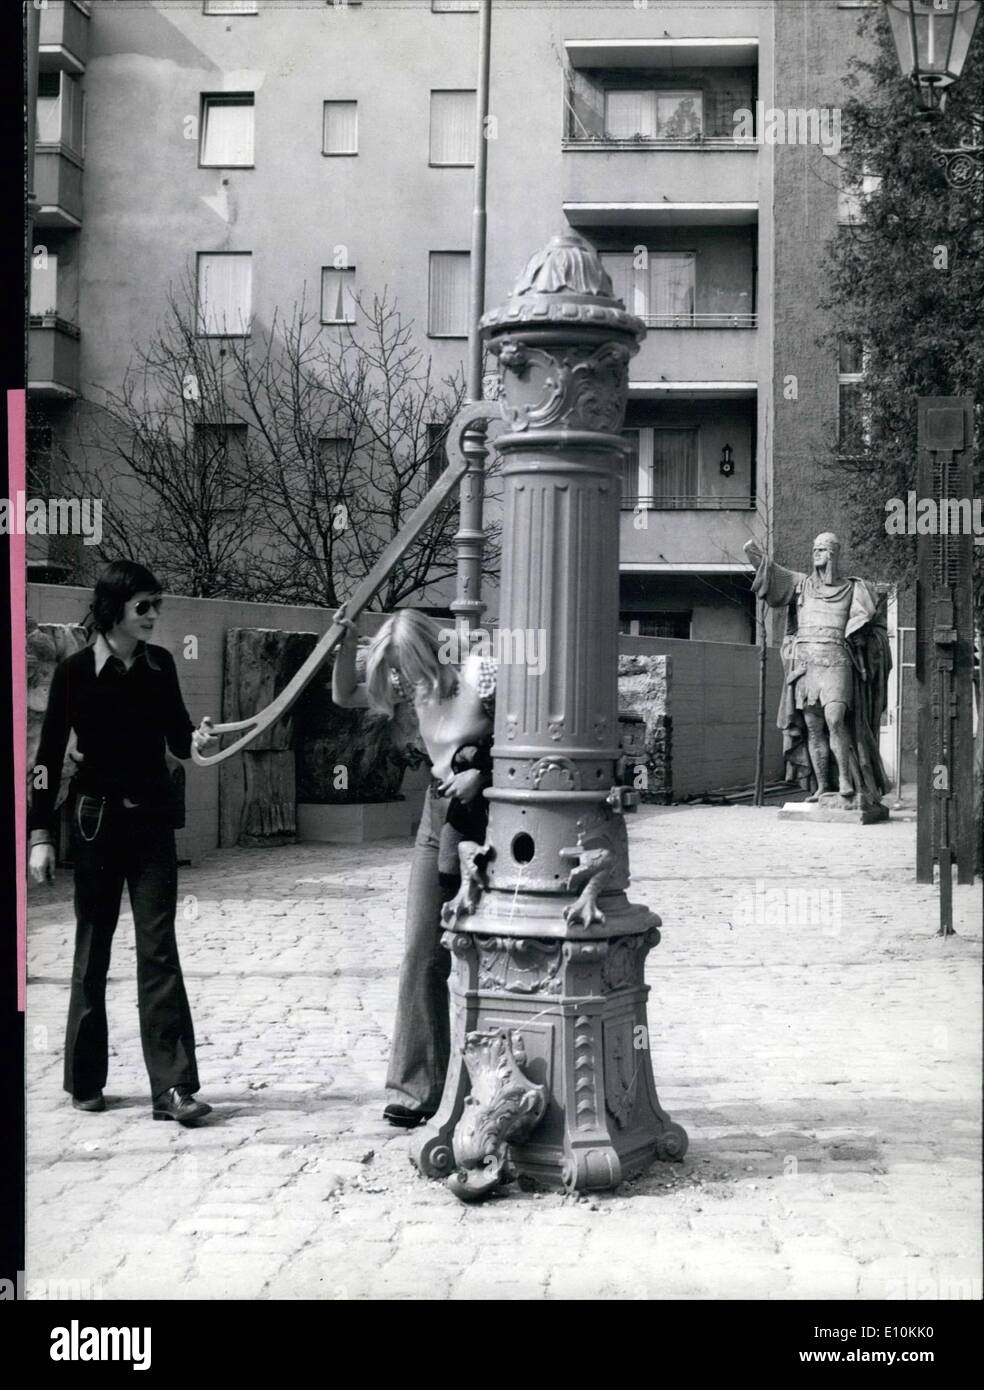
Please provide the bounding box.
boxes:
[451,0,492,640]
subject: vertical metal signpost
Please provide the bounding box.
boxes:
[451,0,493,642]
[411,233,687,1200]
[915,396,975,934]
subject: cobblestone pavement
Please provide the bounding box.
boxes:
[25,805,981,1301]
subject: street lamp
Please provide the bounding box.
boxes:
[883,1,983,189]
[883,0,981,113]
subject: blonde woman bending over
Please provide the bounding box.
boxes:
[332,608,495,1127]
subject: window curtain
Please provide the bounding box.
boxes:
[202,98,254,165]
[604,90,656,139]
[321,268,356,323]
[197,253,252,336]
[430,90,475,164]
[30,255,58,316]
[428,252,470,335]
[650,253,695,324]
[323,101,358,154]
[602,253,649,318]
[621,430,641,505]
[651,428,698,506]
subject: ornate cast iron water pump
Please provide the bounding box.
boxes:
[411,232,688,1199]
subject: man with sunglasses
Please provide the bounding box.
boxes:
[28,560,218,1125]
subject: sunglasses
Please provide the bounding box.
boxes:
[133,598,164,616]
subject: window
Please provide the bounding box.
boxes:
[602,251,696,325]
[838,338,869,456]
[37,71,84,155]
[318,436,352,468]
[604,89,702,141]
[430,90,475,166]
[432,1,480,11]
[426,422,449,487]
[428,252,470,337]
[27,423,53,496]
[621,427,700,507]
[323,100,358,155]
[838,171,881,224]
[30,253,59,316]
[196,252,252,336]
[204,1,258,14]
[838,334,869,455]
[652,428,699,505]
[200,94,254,166]
[321,266,356,324]
[619,613,692,640]
[194,423,247,509]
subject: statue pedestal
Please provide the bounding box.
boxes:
[779,792,889,825]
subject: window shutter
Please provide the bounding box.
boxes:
[197,253,253,336]
[428,252,470,335]
[430,90,475,164]
[323,101,358,154]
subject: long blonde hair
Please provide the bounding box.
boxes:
[365,609,455,720]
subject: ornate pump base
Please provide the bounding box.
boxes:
[410,901,687,1198]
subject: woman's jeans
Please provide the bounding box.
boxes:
[64,796,200,1101]
[385,788,463,1113]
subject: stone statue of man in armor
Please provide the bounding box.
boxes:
[743,533,892,819]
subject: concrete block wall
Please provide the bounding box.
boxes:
[28,586,787,859]
[620,635,786,797]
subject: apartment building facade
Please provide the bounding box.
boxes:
[27,0,875,640]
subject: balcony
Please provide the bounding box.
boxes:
[39,2,91,75]
[33,148,83,227]
[29,316,81,398]
[634,323,757,382]
[620,507,756,569]
[563,146,758,214]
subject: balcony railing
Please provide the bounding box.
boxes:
[563,135,758,152]
[640,312,757,330]
[621,494,756,511]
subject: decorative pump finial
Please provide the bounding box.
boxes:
[480,231,645,340]
[513,231,617,299]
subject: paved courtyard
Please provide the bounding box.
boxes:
[25,804,981,1301]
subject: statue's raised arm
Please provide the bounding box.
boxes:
[743,538,806,609]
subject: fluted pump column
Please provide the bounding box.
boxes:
[411,233,687,1200]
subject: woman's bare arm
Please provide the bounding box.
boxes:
[331,609,370,710]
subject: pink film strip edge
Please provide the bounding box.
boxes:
[8,389,26,1013]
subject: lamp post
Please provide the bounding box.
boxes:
[410,232,687,1201]
[451,0,494,642]
[882,0,982,187]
